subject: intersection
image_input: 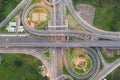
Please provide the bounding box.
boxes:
[0,0,120,80]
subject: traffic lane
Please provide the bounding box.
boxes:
[0,41,120,47]
[0,36,47,43]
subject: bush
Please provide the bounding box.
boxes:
[14,60,23,67]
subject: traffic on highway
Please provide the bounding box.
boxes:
[0,0,120,80]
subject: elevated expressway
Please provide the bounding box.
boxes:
[0,37,120,47]
[63,48,100,79]
[1,0,120,40]
[90,48,120,80]
[19,0,120,41]
[0,0,120,80]
[0,0,120,39]
[49,0,66,79]
[1,41,120,47]
[0,36,120,80]
[92,58,120,80]
[66,0,120,39]
[21,0,120,41]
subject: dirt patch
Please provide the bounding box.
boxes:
[103,48,120,58]
[75,4,95,25]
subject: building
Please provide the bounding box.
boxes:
[6,22,16,32]
[103,79,107,80]
[18,26,24,33]
[6,22,24,33]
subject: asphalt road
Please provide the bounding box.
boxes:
[0,48,52,79]
[0,0,28,28]
[92,58,120,80]
[49,0,66,80]
[0,0,120,80]
[63,48,100,79]
[0,37,120,47]
[66,0,120,39]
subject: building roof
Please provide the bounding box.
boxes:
[9,22,16,27]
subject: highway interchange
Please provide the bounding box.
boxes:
[0,0,120,80]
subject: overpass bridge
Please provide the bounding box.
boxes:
[0,0,120,80]
[0,39,120,47]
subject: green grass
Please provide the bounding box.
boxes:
[42,50,50,59]
[72,0,120,31]
[0,18,16,32]
[35,22,48,30]
[94,5,120,31]
[106,66,120,80]
[0,54,48,80]
[32,13,39,21]
[40,13,47,21]
[63,62,83,80]
[28,7,49,30]
[0,0,21,22]
[70,49,93,75]
[66,7,70,14]
[0,25,8,32]
[64,48,90,80]
[62,65,86,80]
[101,49,120,63]
[31,0,41,4]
